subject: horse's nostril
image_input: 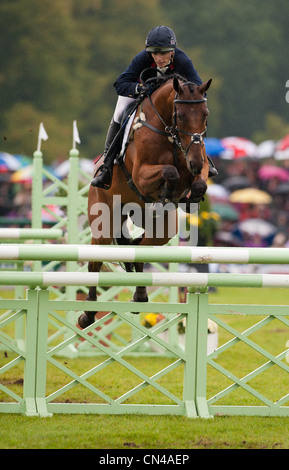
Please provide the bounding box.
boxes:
[189,161,202,176]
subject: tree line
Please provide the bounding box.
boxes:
[1,0,288,163]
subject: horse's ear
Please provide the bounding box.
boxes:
[173,77,182,94]
[199,78,212,95]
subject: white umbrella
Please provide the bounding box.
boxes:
[54,158,94,178]
[0,152,21,171]
[206,183,230,200]
[256,140,276,159]
[235,218,277,238]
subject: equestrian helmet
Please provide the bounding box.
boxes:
[145,26,177,53]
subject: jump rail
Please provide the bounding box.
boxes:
[0,271,289,288]
[0,229,63,240]
[1,244,289,263]
[1,244,289,288]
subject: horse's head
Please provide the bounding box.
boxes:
[172,77,212,176]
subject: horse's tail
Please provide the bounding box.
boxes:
[113,230,143,273]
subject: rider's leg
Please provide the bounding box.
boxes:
[91,119,120,188]
[91,96,135,189]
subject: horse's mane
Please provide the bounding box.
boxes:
[152,73,197,93]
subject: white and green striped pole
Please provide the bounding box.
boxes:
[0,271,288,288]
[1,244,289,264]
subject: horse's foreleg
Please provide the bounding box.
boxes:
[78,261,102,328]
[189,157,209,203]
[160,166,181,203]
[134,163,181,203]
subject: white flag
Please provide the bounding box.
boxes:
[39,122,48,141]
[37,122,48,151]
[73,120,81,145]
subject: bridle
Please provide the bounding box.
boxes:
[172,84,207,155]
[139,81,207,157]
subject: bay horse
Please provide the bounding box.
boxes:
[78,74,212,328]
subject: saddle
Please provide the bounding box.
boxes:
[92,102,139,176]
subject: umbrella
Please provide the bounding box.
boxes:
[0,152,21,172]
[229,188,272,204]
[27,205,65,222]
[223,176,251,191]
[10,164,53,183]
[233,218,277,238]
[256,140,276,159]
[258,165,289,182]
[14,154,33,167]
[273,182,289,195]
[214,231,240,247]
[54,158,94,178]
[206,183,230,200]
[204,137,226,156]
[10,164,34,183]
[211,203,239,221]
[274,135,289,160]
[220,136,258,159]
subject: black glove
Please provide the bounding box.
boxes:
[136,83,153,96]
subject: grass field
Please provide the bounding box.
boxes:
[0,286,289,449]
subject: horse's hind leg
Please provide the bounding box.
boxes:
[78,261,102,328]
[116,225,149,306]
[132,262,148,303]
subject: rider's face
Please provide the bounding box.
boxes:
[151,51,173,68]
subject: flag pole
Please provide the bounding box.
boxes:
[37,122,48,152]
[72,120,81,150]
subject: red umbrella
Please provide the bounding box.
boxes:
[275,135,289,160]
[258,164,289,182]
[221,136,258,159]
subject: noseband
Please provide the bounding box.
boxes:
[169,93,207,155]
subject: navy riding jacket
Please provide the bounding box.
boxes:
[113,48,203,98]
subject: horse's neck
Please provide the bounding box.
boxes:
[148,85,174,124]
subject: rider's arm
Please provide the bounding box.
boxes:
[113,50,151,98]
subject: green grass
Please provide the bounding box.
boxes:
[1,286,289,449]
[0,414,288,449]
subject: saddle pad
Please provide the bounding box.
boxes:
[119,110,136,160]
[93,153,105,175]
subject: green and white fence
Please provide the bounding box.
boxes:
[29,142,180,307]
[0,132,180,357]
[0,245,289,418]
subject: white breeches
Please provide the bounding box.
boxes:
[113,95,136,123]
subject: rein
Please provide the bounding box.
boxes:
[140,92,207,156]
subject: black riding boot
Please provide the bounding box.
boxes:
[91,119,121,189]
[207,156,218,178]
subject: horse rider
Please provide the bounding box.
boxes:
[91,25,217,189]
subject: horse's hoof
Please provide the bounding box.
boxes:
[78,313,95,329]
[132,293,149,303]
[130,294,148,314]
